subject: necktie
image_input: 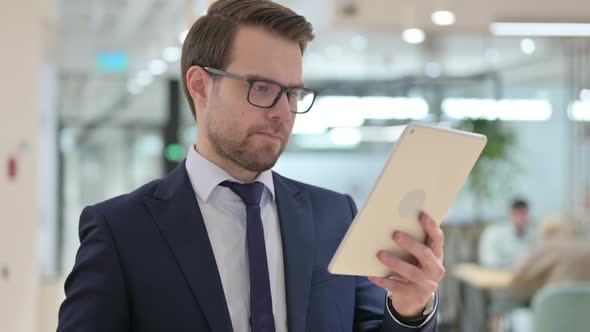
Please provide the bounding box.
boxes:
[220,181,276,332]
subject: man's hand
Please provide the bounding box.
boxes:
[368,212,445,318]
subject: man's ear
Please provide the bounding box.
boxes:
[186,66,211,109]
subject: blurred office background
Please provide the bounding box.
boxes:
[2,0,590,331]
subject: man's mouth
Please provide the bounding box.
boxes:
[255,131,282,141]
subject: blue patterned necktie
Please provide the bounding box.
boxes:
[220,181,276,332]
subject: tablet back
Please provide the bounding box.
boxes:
[328,122,487,277]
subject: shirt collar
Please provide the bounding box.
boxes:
[185,145,275,203]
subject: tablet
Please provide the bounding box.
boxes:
[328,122,487,277]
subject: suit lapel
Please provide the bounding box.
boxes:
[273,173,315,332]
[144,161,233,332]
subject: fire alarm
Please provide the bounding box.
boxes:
[7,156,17,180]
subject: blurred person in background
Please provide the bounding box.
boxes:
[479,198,536,270]
[56,0,445,331]
[478,199,536,331]
[512,218,590,297]
[499,218,590,332]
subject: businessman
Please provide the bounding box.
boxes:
[58,0,445,331]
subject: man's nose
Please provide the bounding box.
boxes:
[267,92,293,121]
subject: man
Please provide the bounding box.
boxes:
[477,199,535,331]
[479,198,535,270]
[57,1,445,331]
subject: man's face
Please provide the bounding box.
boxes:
[201,25,302,173]
[510,207,529,231]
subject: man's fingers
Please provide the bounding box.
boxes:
[419,212,444,260]
[377,252,439,294]
[392,231,445,281]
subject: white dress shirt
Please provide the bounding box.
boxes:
[185,147,288,332]
[479,222,536,269]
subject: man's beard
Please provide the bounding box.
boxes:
[207,119,287,173]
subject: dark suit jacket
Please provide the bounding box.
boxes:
[57,161,437,331]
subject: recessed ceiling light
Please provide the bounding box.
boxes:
[520,38,536,55]
[402,29,425,44]
[491,22,590,36]
[431,11,456,26]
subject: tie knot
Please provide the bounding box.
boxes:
[220,181,265,206]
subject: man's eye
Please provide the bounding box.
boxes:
[252,82,273,92]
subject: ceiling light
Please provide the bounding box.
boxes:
[292,117,328,135]
[162,47,181,62]
[308,96,365,127]
[292,96,363,135]
[361,97,429,120]
[570,101,590,121]
[357,97,429,120]
[442,98,552,121]
[491,22,590,37]
[520,38,536,55]
[328,128,362,147]
[358,126,406,143]
[402,28,425,44]
[293,96,430,134]
[580,89,590,102]
[431,11,456,26]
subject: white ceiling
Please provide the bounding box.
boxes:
[332,0,590,31]
[57,0,582,125]
[58,0,589,74]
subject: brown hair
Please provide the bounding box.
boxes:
[180,0,315,119]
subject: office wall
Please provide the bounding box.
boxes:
[0,0,44,330]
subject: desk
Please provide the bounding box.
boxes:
[453,263,514,290]
[453,263,517,332]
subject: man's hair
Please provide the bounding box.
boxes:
[511,198,529,210]
[180,0,315,120]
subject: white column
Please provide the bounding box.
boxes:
[0,0,54,330]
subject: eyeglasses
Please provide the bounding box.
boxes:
[203,67,318,114]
